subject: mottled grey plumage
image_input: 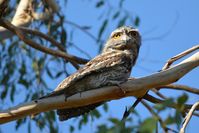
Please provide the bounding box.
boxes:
[42,26,141,121]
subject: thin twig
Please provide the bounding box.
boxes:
[20,27,65,51]
[162,45,199,70]
[65,20,99,42]
[20,28,81,69]
[142,100,178,133]
[0,18,88,65]
[121,97,143,122]
[151,88,167,99]
[143,94,199,111]
[180,101,199,133]
[158,84,199,95]
[121,45,199,121]
[67,41,92,59]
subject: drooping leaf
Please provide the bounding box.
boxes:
[103,103,108,112]
[112,11,120,20]
[109,117,120,125]
[98,19,108,42]
[175,111,182,129]
[177,93,188,105]
[139,117,157,133]
[69,125,74,133]
[10,85,15,102]
[154,98,174,112]
[165,115,176,125]
[96,0,104,8]
[91,109,101,119]
[119,0,125,7]
[117,16,128,27]
[134,16,140,26]
[1,86,8,100]
[81,26,91,30]
[61,28,67,46]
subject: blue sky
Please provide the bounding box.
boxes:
[1,0,199,133]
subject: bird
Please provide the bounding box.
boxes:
[40,26,141,121]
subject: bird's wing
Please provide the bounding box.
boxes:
[53,50,130,93]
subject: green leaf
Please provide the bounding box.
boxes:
[139,117,157,133]
[54,71,63,78]
[103,103,108,112]
[112,11,120,20]
[154,98,174,112]
[119,0,125,7]
[96,0,104,8]
[177,93,188,105]
[164,115,176,125]
[81,26,91,30]
[134,17,140,26]
[98,19,108,41]
[1,86,8,100]
[46,66,54,79]
[82,114,88,124]
[175,111,182,129]
[97,125,109,133]
[31,93,39,100]
[10,85,15,102]
[117,16,128,27]
[70,125,74,133]
[61,28,67,46]
[18,78,29,88]
[19,63,26,75]
[16,118,26,130]
[176,94,188,112]
[1,74,9,84]
[91,109,101,118]
[28,121,31,133]
[109,118,120,125]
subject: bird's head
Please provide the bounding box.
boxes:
[102,26,141,53]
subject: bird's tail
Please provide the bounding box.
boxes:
[38,90,64,99]
[57,102,104,121]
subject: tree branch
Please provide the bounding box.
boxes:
[0,18,88,65]
[158,84,199,95]
[162,45,199,70]
[141,100,178,133]
[0,51,198,124]
[0,0,58,40]
[180,101,199,133]
[143,94,199,111]
[19,27,65,51]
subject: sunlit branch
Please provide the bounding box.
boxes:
[0,51,198,124]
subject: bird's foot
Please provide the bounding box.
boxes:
[116,84,126,95]
[79,92,82,97]
[64,96,68,101]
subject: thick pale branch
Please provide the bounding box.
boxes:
[0,0,58,40]
[0,51,199,124]
[0,0,32,40]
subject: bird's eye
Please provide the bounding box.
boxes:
[129,31,138,37]
[112,33,121,39]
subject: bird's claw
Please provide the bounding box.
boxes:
[116,84,126,94]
